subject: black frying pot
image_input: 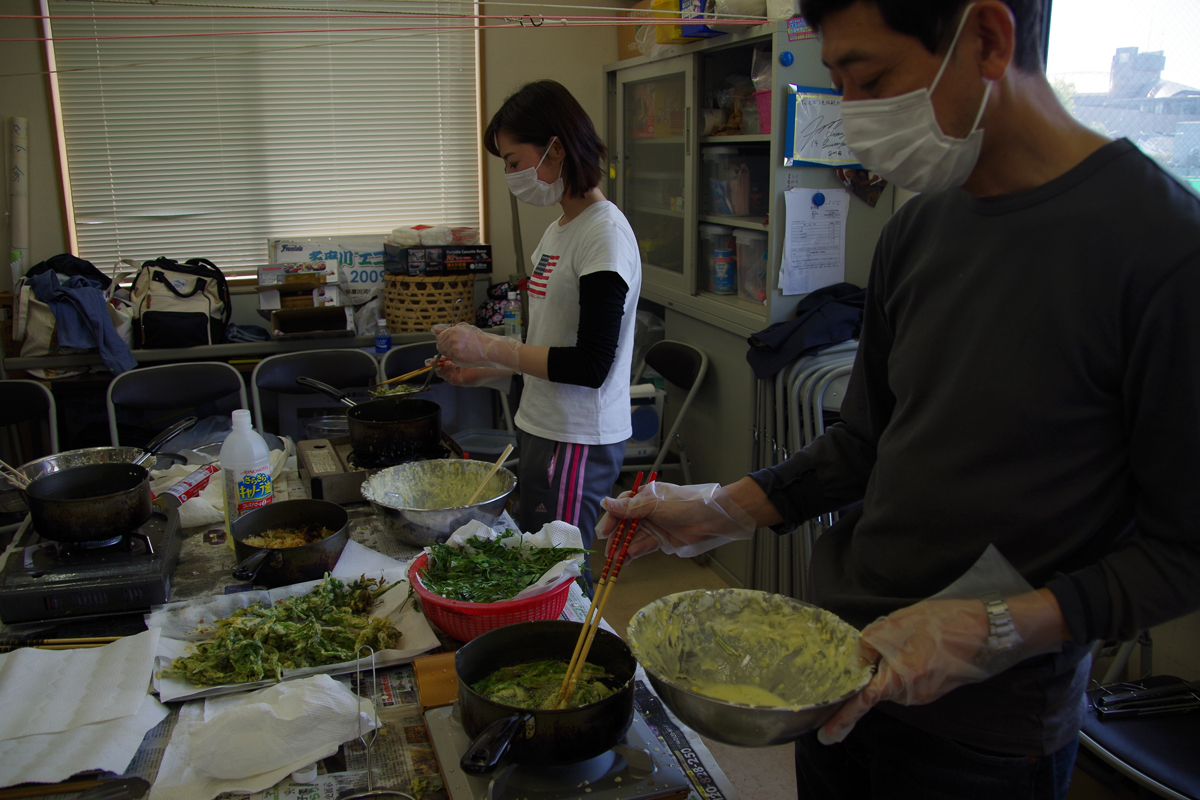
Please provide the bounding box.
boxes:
[22,417,197,542]
[455,620,637,773]
[295,377,441,463]
[231,499,350,587]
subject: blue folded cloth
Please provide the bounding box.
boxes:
[26,271,138,374]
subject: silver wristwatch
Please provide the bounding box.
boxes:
[981,592,1020,652]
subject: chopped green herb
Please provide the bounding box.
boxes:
[160,574,400,686]
[418,530,588,604]
[472,659,615,709]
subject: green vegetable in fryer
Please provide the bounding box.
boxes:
[472,659,615,709]
[419,530,590,604]
[160,574,401,686]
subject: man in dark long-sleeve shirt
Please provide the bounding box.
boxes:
[598,1,1200,798]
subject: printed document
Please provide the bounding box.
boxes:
[781,188,847,295]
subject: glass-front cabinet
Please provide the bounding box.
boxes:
[613,58,694,297]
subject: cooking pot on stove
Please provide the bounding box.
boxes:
[21,417,197,543]
[455,620,636,772]
[230,499,349,587]
[295,377,441,465]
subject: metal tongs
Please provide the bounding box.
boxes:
[338,647,416,800]
[1093,678,1200,719]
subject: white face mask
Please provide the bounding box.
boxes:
[504,136,564,207]
[839,3,991,193]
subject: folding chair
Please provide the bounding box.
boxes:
[622,340,708,484]
[107,362,247,446]
[251,349,378,436]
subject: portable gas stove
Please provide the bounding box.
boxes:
[0,508,182,624]
[298,432,464,504]
[426,702,692,800]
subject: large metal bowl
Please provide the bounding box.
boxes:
[627,588,873,747]
[2,447,155,513]
[360,459,517,547]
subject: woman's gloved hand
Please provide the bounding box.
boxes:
[818,590,1063,745]
[435,323,521,372]
[430,358,514,391]
[595,481,757,559]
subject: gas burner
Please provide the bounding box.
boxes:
[0,509,182,624]
[426,700,692,800]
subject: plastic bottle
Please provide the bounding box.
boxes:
[374,318,392,355]
[502,291,523,342]
[220,409,273,547]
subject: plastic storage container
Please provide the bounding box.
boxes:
[734,229,769,304]
[702,147,769,217]
[698,223,735,294]
[220,408,273,545]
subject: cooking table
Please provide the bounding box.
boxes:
[0,472,740,800]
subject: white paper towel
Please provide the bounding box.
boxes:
[330,539,409,579]
[0,628,160,740]
[434,520,584,601]
[0,692,169,786]
[151,675,376,800]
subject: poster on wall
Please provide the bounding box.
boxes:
[783,86,862,168]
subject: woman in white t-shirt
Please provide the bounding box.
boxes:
[435,80,641,581]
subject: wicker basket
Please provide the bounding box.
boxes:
[384,275,474,333]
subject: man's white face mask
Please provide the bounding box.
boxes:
[839,3,991,193]
[505,135,564,207]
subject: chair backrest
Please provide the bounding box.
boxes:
[106,362,248,445]
[250,348,379,434]
[637,340,708,478]
[381,342,442,384]
[0,379,59,457]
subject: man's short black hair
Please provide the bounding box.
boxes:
[799,0,1045,73]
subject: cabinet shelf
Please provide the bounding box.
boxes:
[632,205,684,219]
[700,135,772,144]
[698,215,768,231]
[627,136,685,145]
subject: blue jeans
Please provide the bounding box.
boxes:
[794,710,1079,800]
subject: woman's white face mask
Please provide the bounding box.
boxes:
[839,3,991,193]
[504,136,564,207]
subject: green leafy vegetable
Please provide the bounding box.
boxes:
[160,574,401,686]
[472,659,615,709]
[418,530,589,604]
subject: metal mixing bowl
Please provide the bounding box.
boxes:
[360,458,517,547]
[627,588,873,747]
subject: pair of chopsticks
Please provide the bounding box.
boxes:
[0,459,30,489]
[0,636,121,653]
[555,470,657,709]
[371,364,432,389]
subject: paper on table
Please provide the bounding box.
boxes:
[781,188,848,295]
[150,677,375,800]
[331,538,410,579]
[0,628,161,740]
[0,692,169,786]
[149,569,439,702]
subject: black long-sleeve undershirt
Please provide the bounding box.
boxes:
[544,270,629,389]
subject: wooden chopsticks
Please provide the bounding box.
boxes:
[555,470,657,709]
[371,364,432,389]
[0,636,121,653]
[0,458,30,489]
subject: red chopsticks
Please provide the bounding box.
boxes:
[555,470,657,709]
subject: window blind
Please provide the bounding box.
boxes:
[47,0,480,276]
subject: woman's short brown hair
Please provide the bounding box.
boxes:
[484,80,607,198]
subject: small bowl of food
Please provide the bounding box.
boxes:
[626,588,873,747]
[230,499,349,587]
[361,459,517,547]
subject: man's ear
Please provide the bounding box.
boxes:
[972,0,1016,81]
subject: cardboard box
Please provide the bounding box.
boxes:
[268,237,387,306]
[383,242,492,276]
[618,0,653,60]
[652,0,701,44]
[257,260,334,287]
[257,283,344,311]
[630,81,686,139]
[268,306,355,339]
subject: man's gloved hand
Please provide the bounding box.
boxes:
[435,323,521,372]
[595,481,757,559]
[818,590,1062,745]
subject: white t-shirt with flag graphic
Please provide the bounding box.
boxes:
[515,200,642,445]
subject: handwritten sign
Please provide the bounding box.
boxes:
[784,87,862,168]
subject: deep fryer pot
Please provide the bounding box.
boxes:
[294,377,441,463]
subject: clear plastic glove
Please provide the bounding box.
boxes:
[430,358,514,391]
[595,481,757,559]
[818,589,1063,745]
[435,322,521,372]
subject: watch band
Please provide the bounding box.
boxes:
[981,592,1020,652]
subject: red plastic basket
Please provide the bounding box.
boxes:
[408,553,573,642]
[754,90,772,135]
